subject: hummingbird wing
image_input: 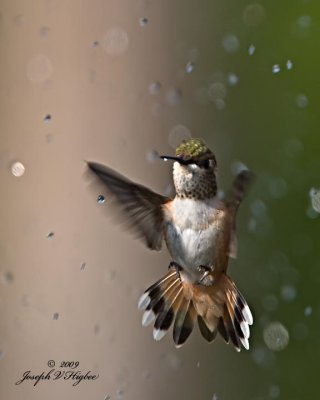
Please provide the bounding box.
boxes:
[224,169,254,212]
[86,162,170,250]
[225,169,254,258]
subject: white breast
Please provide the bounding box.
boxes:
[164,198,220,277]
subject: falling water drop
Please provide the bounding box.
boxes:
[97,195,105,204]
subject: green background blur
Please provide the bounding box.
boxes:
[201,1,320,399]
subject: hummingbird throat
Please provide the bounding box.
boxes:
[173,163,217,200]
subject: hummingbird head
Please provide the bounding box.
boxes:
[161,138,218,200]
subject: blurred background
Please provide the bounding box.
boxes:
[1,0,319,399]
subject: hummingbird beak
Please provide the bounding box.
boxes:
[160,155,189,165]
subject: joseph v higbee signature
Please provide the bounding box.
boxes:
[15,360,99,387]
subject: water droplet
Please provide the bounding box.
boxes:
[304,306,312,317]
[295,93,308,108]
[80,262,86,271]
[309,188,320,213]
[163,352,182,369]
[44,114,51,123]
[268,178,288,199]
[27,54,53,83]
[166,88,182,106]
[146,150,159,163]
[269,385,280,399]
[104,395,111,400]
[228,73,239,86]
[262,294,278,312]
[148,81,161,95]
[102,27,129,56]
[39,26,50,37]
[3,271,14,284]
[212,394,219,400]
[280,284,297,302]
[151,102,164,117]
[208,82,227,100]
[97,195,105,204]
[185,61,194,73]
[306,206,319,219]
[222,34,240,53]
[168,125,191,148]
[263,321,289,351]
[248,44,255,55]
[243,3,266,27]
[250,199,267,217]
[214,98,226,110]
[94,324,101,335]
[247,217,257,232]
[286,60,293,70]
[196,361,200,368]
[272,64,281,74]
[106,269,116,282]
[22,294,30,306]
[46,133,53,143]
[11,161,25,177]
[139,17,148,27]
[53,312,59,320]
[297,15,311,29]
[13,14,26,25]
[252,346,269,365]
[117,389,124,400]
[47,232,55,239]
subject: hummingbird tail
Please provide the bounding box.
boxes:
[138,268,253,351]
[138,267,197,346]
[193,274,253,351]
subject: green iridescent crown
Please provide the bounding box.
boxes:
[175,138,214,162]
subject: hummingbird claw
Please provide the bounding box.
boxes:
[197,265,214,286]
[168,261,183,280]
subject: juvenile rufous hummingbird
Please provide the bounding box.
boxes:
[87,138,254,351]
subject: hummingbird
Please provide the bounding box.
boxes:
[87,138,254,351]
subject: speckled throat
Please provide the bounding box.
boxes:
[173,166,217,200]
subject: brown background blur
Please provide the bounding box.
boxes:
[1,1,319,399]
[0,1,235,399]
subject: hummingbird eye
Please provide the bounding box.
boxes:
[202,159,210,169]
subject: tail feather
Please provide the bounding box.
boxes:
[173,298,197,347]
[139,270,180,327]
[138,268,253,351]
[198,316,217,342]
[153,286,184,341]
[217,317,229,343]
[138,269,176,310]
[224,305,241,352]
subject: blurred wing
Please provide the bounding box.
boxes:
[87,162,170,250]
[225,169,254,258]
[224,169,254,212]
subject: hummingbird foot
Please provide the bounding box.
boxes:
[168,261,183,281]
[197,265,214,286]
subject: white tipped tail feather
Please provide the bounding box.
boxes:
[138,267,253,350]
